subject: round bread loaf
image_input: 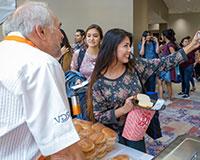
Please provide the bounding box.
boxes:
[91,122,105,132]
[89,132,106,145]
[102,127,117,140]
[96,143,107,154]
[72,118,81,125]
[79,128,94,138]
[111,154,130,160]
[136,93,153,108]
[80,120,93,129]
[74,124,83,133]
[73,119,93,129]
[96,149,107,159]
[84,148,96,160]
[78,138,95,152]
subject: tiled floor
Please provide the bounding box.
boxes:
[156,79,200,102]
[146,98,200,156]
[173,79,200,102]
[146,79,200,156]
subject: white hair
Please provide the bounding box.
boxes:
[2,1,55,37]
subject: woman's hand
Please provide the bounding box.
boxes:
[191,31,200,47]
[142,37,146,45]
[122,96,137,114]
[115,96,137,118]
[153,37,159,43]
[184,31,200,54]
[61,46,69,54]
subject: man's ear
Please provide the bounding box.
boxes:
[35,25,46,40]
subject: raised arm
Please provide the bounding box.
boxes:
[135,31,200,83]
[154,37,160,54]
[70,51,79,71]
[139,37,146,57]
[184,31,200,54]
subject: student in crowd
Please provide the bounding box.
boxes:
[194,49,200,81]
[73,29,86,52]
[178,36,198,98]
[58,29,73,72]
[87,28,200,152]
[157,29,179,102]
[0,1,84,160]
[71,24,103,80]
[138,30,159,92]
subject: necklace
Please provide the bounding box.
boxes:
[106,66,126,79]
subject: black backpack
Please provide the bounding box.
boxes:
[77,48,86,72]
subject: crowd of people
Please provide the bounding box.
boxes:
[1,1,200,160]
[137,29,200,103]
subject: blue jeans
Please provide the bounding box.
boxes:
[190,77,195,88]
[118,135,146,153]
[180,65,193,95]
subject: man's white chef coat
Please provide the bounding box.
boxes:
[0,32,80,160]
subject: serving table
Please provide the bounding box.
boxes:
[102,143,154,160]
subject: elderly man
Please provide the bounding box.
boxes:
[0,1,84,160]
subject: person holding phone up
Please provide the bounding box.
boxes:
[138,31,159,92]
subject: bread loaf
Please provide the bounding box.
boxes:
[136,93,153,108]
[111,154,130,160]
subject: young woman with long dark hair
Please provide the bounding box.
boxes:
[87,28,200,152]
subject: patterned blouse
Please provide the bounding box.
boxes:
[71,51,96,79]
[92,49,188,134]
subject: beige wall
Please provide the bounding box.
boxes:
[133,0,168,53]
[1,0,133,44]
[148,0,168,24]
[133,0,148,53]
[168,13,200,42]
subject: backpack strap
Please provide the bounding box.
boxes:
[77,48,86,72]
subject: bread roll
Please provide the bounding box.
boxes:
[84,148,96,160]
[72,118,81,125]
[96,143,106,151]
[81,120,93,129]
[136,93,153,108]
[91,122,105,132]
[102,127,117,141]
[111,154,130,160]
[74,124,83,133]
[73,119,93,129]
[96,150,107,159]
[79,128,94,138]
[89,132,106,145]
[78,138,95,152]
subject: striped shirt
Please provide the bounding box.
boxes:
[0,32,79,160]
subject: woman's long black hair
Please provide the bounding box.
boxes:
[87,28,133,121]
